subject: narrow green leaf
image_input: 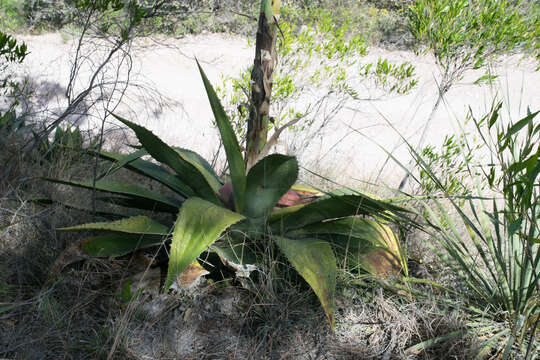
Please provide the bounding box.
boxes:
[58,215,170,235]
[110,114,220,204]
[98,148,147,180]
[96,195,182,213]
[274,236,336,328]
[165,198,245,290]
[271,194,406,233]
[504,110,540,141]
[245,154,298,219]
[81,233,164,257]
[32,198,124,219]
[44,178,182,213]
[197,61,246,212]
[174,147,222,192]
[96,150,194,197]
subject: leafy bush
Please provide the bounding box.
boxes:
[217,19,418,155]
[1,32,29,138]
[45,63,410,328]
[409,103,540,358]
[408,0,536,86]
[418,132,483,207]
[0,0,27,30]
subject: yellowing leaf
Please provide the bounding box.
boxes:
[274,236,336,328]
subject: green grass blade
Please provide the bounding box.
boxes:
[273,236,337,328]
[197,60,246,212]
[165,198,245,290]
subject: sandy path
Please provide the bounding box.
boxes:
[15,32,540,187]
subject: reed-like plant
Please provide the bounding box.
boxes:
[407,103,539,358]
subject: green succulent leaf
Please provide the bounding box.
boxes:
[173,147,222,189]
[96,150,194,197]
[271,194,404,233]
[58,215,170,235]
[110,114,221,204]
[80,233,164,257]
[290,218,404,276]
[44,178,182,213]
[165,198,245,290]
[95,196,181,213]
[211,235,259,277]
[32,198,124,219]
[245,154,298,219]
[274,236,336,328]
[98,148,147,180]
[197,61,246,213]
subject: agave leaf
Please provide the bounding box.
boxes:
[165,198,245,290]
[80,233,164,257]
[32,198,124,219]
[110,114,221,204]
[289,217,404,272]
[197,61,246,213]
[44,178,182,213]
[212,234,259,278]
[268,203,306,222]
[290,184,324,197]
[98,148,147,180]
[47,233,164,284]
[96,150,194,197]
[96,195,182,213]
[173,147,222,194]
[245,154,298,219]
[58,215,170,235]
[274,236,336,328]
[271,194,405,233]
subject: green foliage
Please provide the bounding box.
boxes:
[280,1,410,46]
[46,64,410,328]
[0,32,28,64]
[0,0,26,30]
[358,57,418,95]
[410,103,540,357]
[1,32,29,140]
[408,0,537,82]
[217,18,418,147]
[1,31,28,95]
[0,109,26,136]
[419,133,482,207]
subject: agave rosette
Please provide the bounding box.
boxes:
[46,62,410,328]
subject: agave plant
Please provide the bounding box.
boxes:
[46,62,409,327]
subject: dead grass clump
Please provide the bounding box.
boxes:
[0,127,140,359]
[332,282,473,359]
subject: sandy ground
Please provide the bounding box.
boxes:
[14,32,540,187]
